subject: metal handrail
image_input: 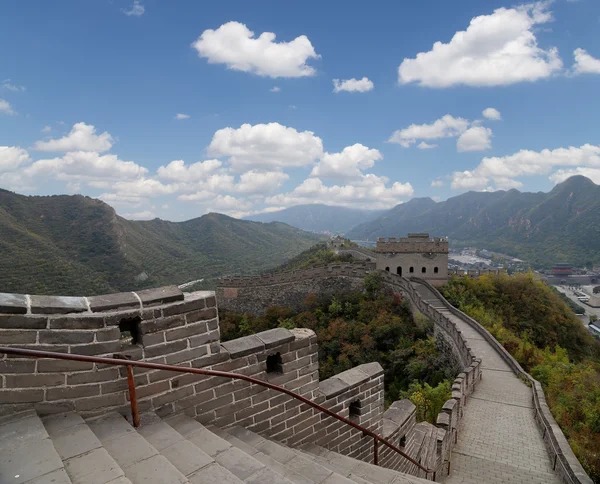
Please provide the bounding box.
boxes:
[0,346,436,480]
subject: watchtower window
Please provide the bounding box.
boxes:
[119,316,141,345]
[409,267,414,273]
[349,399,362,418]
[266,352,283,374]
[385,267,390,272]
[396,267,402,276]
[422,267,427,274]
[434,267,439,274]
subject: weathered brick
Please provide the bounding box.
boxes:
[34,401,75,415]
[152,386,194,408]
[136,286,183,307]
[204,295,217,308]
[30,295,87,315]
[49,315,105,330]
[142,331,165,347]
[148,368,180,383]
[191,352,229,368]
[68,367,120,385]
[144,339,187,359]
[0,389,44,403]
[5,373,65,388]
[0,359,36,374]
[47,384,101,401]
[70,342,122,356]
[141,308,161,320]
[0,292,27,314]
[141,315,185,334]
[189,331,219,347]
[101,379,129,394]
[96,328,121,342]
[195,394,233,414]
[165,346,208,365]
[171,372,205,388]
[256,328,295,349]
[134,380,170,399]
[186,307,217,324]
[75,392,125,411]
[206,318,218,331]
[88,292,140,313]
[0,314,47,329]
[38,359,94,372]
[235,401,269,421]
[162,297,206,317]
[165,321,207,342]
[0,330,37,344]
[104,309,141,327]
[39,330,95,345]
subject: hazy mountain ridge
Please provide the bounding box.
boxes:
[347,176,600,267]
[244,204,385,234]
[0,189,323,295]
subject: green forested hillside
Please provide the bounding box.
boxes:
[0,189,323,295]
[347,176,600,268]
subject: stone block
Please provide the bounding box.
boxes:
[96,327,121,342]
[135,380,171,399]
[190,352,229,368]
[141,315,185,334]
[142,331,165,347]
[319,377,348,399]
[0,388,44,403]
[37,359,94,373]
[88,292,140,312]
[0,314,47,329]
[188,330,218,347]
[0,292,28,314]
[5,373,65,388]
[165,346,208,365]
[357,362,384,378]
[70,341,122,356]
[49,315,105,330]
[47,384,101,401]
[136,286,184,307]
[186,307,218,323]
[221,335,264,358]
[335,367,370,389]
[144,339,187,359]
[68,368,120,385]
[104,309,141,327]
[195,394,234,414]
[29,295,88,315]
[255,328,295,349]
[152,385,194,408]
[39,330,95,345]
[204,295,217,308]
[165,321,208,342]
[0,359,36,374]
[74,393,125,411]
[0,329,37,344]
[162,297,206,317]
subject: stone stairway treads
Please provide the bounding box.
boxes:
[42,411,131,484]
[0,410,71,484]
[225,426,357,484]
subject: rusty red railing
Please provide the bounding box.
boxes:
[0,346,436,480]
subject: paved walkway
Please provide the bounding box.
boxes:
[413,283,562,484]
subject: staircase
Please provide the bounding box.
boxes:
[1,409,434,484]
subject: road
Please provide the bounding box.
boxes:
[553,285,600,327]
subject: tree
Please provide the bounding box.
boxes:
[364,271,383,298]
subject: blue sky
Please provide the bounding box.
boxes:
[1,0,599,221]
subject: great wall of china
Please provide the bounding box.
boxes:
[0,256,592,483]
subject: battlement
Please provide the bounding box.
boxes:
[375,233,448,254]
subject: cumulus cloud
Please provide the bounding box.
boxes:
[389,115,470,148]
[270,86,281,92]
[192,21,319,78]
[549,167,600,185]
[122,211,156,220]
[157,159,222,182]
[572,48,600,75]
[450,143,600,190]
[123,0,144,17]
[431,179,444,187]
[2,80,25,92]
[0,99,15,115]
[175,113,190,120]
[41,126,52,133]
[235,170,289,194]
[0,146,30,173]
[457,127,493,152]
[332,77,374,93]
[33,122,114,153]
[310,144,382,180]
[482,108,502,120]
[208,122,323,171]
[417,142,437,150]
[398,2,562,87]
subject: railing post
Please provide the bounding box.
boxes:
[126,364,140,428]
[373,437,378,466]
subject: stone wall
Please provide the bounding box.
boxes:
[375,235,448,254]
[377,252,448,285]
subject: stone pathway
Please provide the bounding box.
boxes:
[413,283,562,484]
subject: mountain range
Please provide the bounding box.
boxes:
[244,204,384,235]
[0,189,323,296]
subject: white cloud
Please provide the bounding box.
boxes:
[270,86,281,92]
[207,195,253,212]
[123,0,144,17]
[0,99,15,115]
[157,159,222,182]
[41,126,52,133]
[110,178,177,198]
[417,142,437,150]
[572,48,600,75]
[98,193,147,207]
[2,80,25,92]
[332,77,374,93]
[457,127,493,152]
[208,122,323,171]
[235,170,289,194]
[175,113,190,120]
[266,175,413,210]
[549,167,600,185]
[123,211,156,220]
[33,122,114,153]
[398,2,562,87]
[192,21,319,78]
[431,179,444,187]
[482,108,502,120]
[310,144,382,180]
[0,146,30,173]
[389,115,470,148]
[450,143,600,190]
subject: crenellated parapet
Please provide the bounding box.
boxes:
[375,233,449,254]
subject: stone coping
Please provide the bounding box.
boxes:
[412,277,593,484]
[219,327,300,359]
[319,362,384,399]
[0,287,218,316]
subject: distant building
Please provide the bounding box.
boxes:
[552,263,573,277]
[375,233,448,286]
[330,235,345,248]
